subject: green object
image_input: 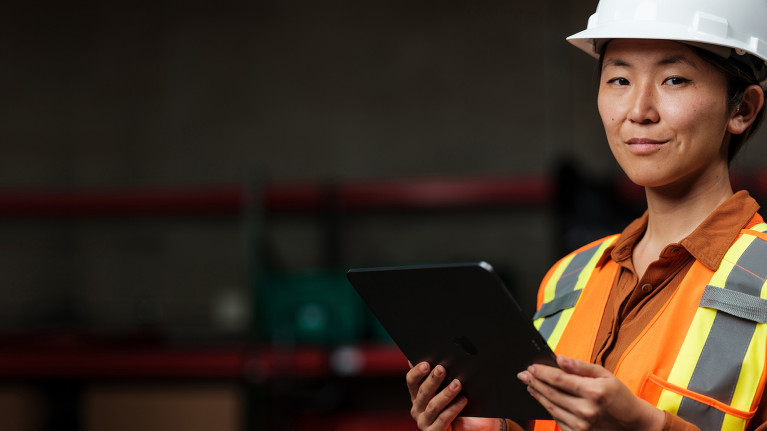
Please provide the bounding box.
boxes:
[256,270,364,345]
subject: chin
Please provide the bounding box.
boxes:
[621,170,674,189]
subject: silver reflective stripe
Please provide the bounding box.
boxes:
[532,290,582,321]
[700,285,767,323]
[676,236,767,427]
[555,244,601,296]
[537,243,602,341]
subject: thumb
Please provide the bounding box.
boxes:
[557,356,610,378]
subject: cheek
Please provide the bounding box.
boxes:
[661,96,727,138]
[598,96,623,142]
[597,95,617,127]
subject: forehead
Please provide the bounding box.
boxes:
[602,39,700,65]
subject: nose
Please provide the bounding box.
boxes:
[627,82,660,124]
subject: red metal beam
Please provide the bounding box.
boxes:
[0,176,554,218]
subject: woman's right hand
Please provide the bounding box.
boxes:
[406,361,468,430]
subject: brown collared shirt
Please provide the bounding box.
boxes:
[590,190,767,431]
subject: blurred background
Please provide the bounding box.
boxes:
[3,0,767,430]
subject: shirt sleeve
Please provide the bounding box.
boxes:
[661,412,699,431]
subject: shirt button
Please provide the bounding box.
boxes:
[641,283,653,293]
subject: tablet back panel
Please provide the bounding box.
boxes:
[347,262,555,421]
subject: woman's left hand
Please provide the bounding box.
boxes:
[518,356,665,431]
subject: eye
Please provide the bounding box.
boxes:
[663,76,691,86]
[606,77,630,86]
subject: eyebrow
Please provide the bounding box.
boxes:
[602,54,700,71]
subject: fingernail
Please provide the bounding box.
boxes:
[527,365,536,374]
[449,379,460,391]
[433,365,444,377]
[517,371,529,383]
[419,362,429,372]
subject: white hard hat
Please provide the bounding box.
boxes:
[567,0,767,88]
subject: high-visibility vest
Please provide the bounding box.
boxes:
[530,222,767,431]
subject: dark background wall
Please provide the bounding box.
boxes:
[2,0,767,341]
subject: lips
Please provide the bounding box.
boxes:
[626,138,667,154]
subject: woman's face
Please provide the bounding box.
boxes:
[598,39,733,190]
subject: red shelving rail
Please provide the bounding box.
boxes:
[0,176,553,218]
[0,340,406,380]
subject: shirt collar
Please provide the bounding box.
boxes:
[602,190,760,270]
[681,190,761,270]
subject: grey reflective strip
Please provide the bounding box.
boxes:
[536,243,602,341]
[677,236,767,425]
[728,237,767,287]
[679,397,725,431]
[537,313,560,342]
[700,285,767,323]
[677,312,755,423]
[554,244,602,296]
[533,290,582,320]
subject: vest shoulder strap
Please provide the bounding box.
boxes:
[533,235,618,349]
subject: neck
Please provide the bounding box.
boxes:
[643,165,733,246]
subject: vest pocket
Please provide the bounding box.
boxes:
[641,373,756,420]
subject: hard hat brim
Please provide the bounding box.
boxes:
[567,23,767,63]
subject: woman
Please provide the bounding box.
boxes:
[406,1,767,430]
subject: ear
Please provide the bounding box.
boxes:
[728,85,765,135]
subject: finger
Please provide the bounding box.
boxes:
[526,380,587,431]
[431,394,468,430]
[523,366,589,417]
[527,364,582,396]
[412,365,449,416]
[420,379,465,429]
[406,362,431,402]
[557,356,611,379]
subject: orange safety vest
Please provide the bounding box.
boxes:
[530,221,767,431]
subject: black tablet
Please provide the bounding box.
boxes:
[346,261,556,422]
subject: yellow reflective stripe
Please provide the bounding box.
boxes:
[573,238,615,292]
[657,235,756,415]
[721,415,747,430]
[544,254,574,304]
[545,307,574,350]
[710,234,756,288]
[540,238,615,350]
[730,323,766,410]
[729,277,767,413]
[662,307,718,402]
[656,232,765,428]
[656,389,684,416]
[749,222,767,233]
[534,254,574,330]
